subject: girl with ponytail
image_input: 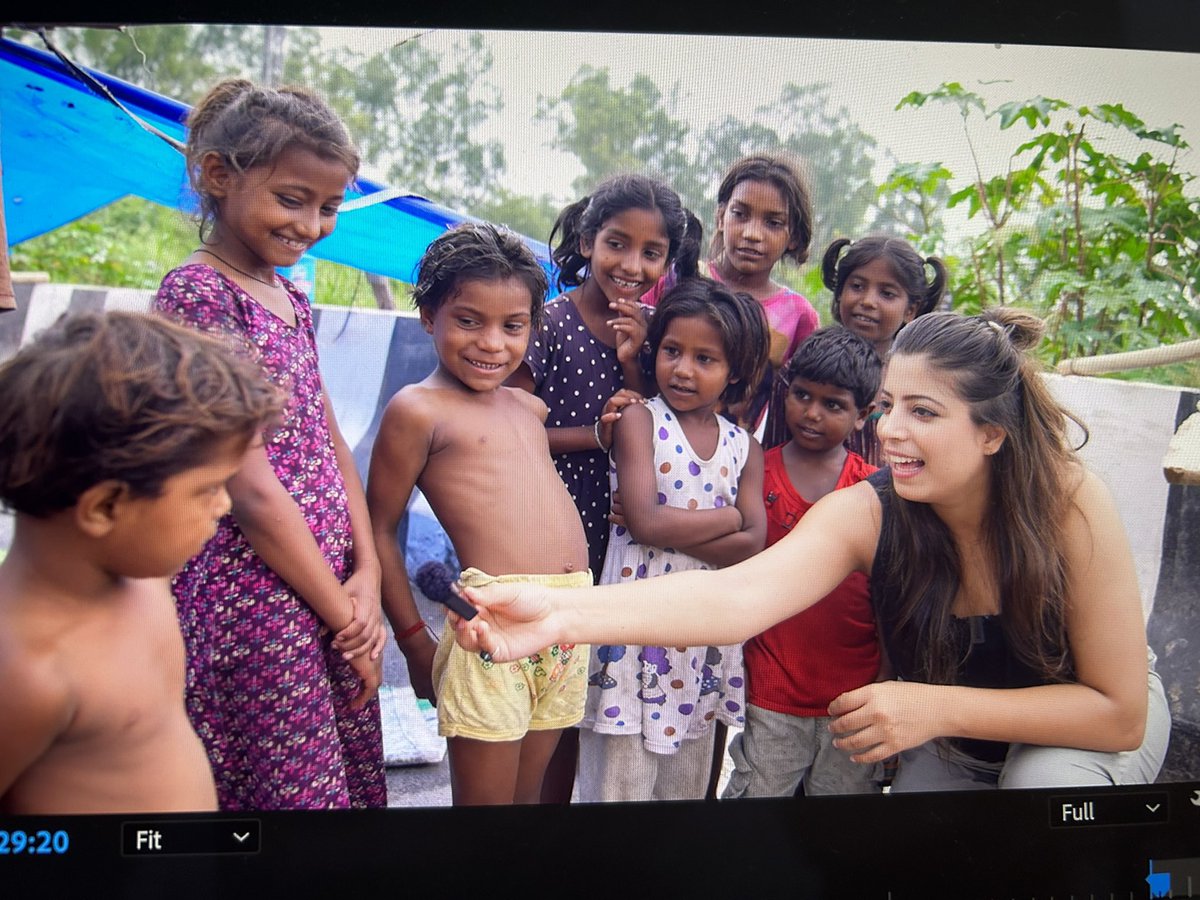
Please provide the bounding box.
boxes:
[507,173,703,800]
[824,235,948,466]
[510,173,704,582]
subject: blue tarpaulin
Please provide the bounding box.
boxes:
[0,37,553,285]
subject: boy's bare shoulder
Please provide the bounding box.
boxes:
[382,380,448,423]
[0,582,82,696]
[376,379,457,446]
[505,385,549,422]
[0,637,73,727]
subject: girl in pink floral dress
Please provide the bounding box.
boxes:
[153,79,386,810]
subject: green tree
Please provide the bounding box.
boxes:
[536,65,705,207]
[473,190,561,245]
[32,24,267,104]
[9,25,514,301]
[283,30,505,211]
[896,83,1200,367]
[539,72,881,267]
[870,161,953,256]
[695,83,879,253]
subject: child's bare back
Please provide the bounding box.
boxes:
[0,576,216,814]
[377,371,588,577]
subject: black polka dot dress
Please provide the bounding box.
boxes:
[525,292,627,582]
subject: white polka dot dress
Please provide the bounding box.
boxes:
[582,396,749,753]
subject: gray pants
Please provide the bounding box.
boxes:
[890,668,1171,792]
[577,728,716,802]
[722,704,882,798]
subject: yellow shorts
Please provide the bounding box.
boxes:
[432,567,592,742]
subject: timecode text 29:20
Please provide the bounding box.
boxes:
[0,830,70,855]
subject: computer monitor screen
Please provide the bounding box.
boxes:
[2,4,1198,897]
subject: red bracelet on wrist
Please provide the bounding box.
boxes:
[396,620,427,640]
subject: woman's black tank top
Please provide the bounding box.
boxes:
[866,468,1046,762]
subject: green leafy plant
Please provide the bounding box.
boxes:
[891,83,1200,374]
[11,199,193,288]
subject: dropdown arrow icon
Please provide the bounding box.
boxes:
[1145,804,1160,812]
[233,832,250,843]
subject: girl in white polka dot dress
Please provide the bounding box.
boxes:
[508,176,704,801]
[576,278,770,802]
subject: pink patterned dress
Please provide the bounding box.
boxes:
[154,263,386,810]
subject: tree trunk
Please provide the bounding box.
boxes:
[366,273,396,310]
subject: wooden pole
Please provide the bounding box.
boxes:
[1163,412,1200,487]
[0,108,17,312]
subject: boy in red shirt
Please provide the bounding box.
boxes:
[723,326,885,797]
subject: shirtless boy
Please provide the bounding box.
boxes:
[369,223,630,805]
[0,312,282,814]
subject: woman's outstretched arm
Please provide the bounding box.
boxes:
[455,479,881,661]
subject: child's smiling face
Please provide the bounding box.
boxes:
[422,277,535,393]
[836,257,918,354]
[204,145,351,278]
[580,207,671,304]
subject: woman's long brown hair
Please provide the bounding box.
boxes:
[877,308,1087,684]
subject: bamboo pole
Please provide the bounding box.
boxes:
[1163,412,1200,487]
[1056,339,1200,376]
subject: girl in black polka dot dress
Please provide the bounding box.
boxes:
[509,174,703,582]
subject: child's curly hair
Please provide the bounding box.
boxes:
[412,222,550,327]
[0,311,285,517]
[782,326,882,411]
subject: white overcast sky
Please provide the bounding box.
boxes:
[321,28,1199,215]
